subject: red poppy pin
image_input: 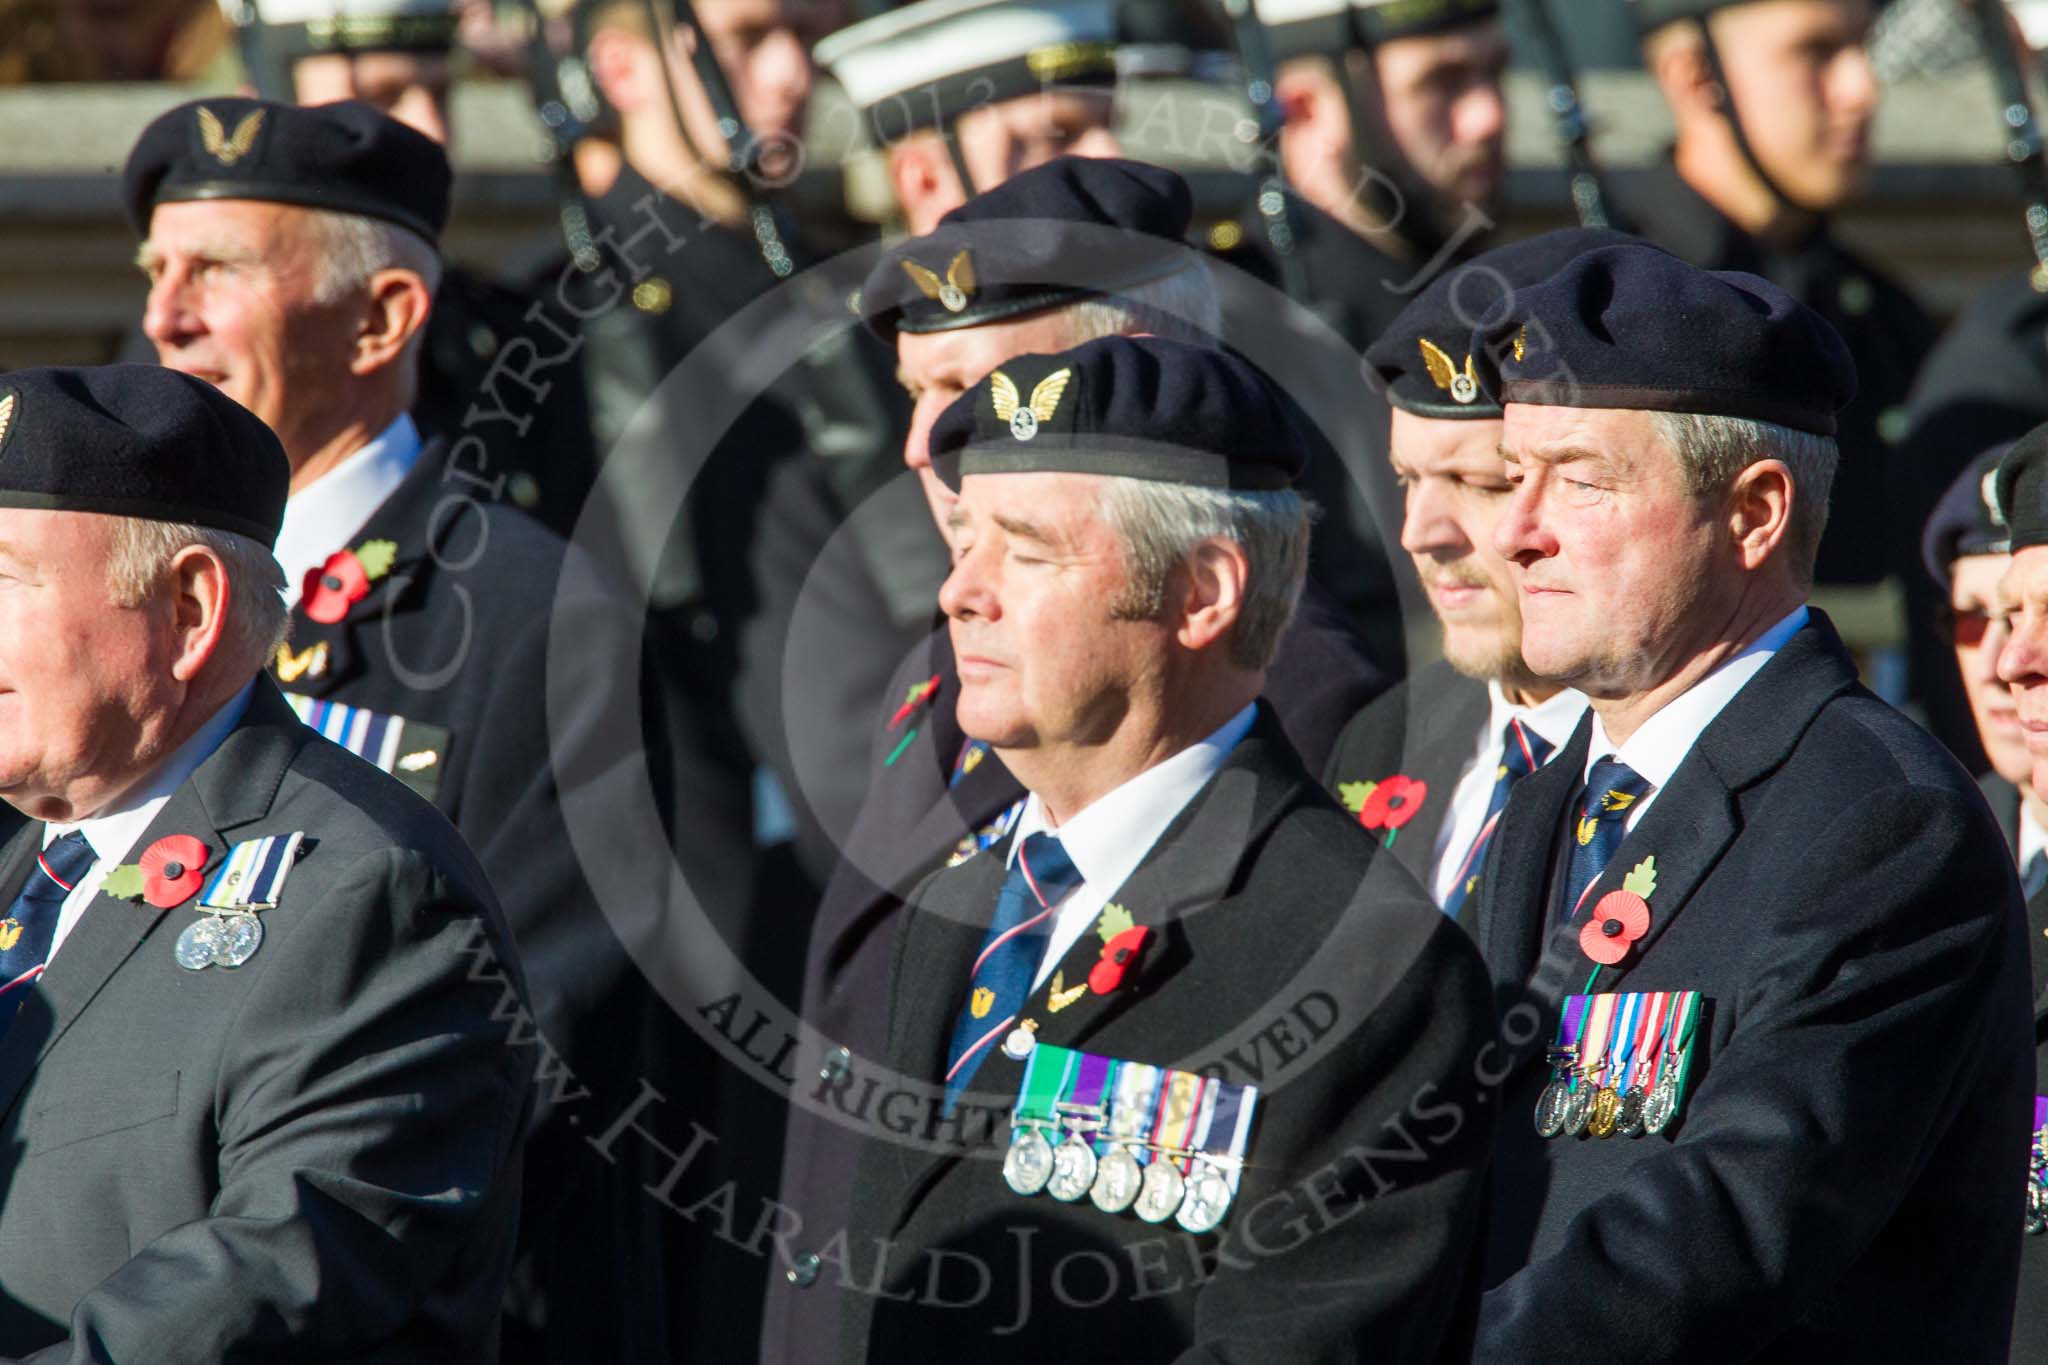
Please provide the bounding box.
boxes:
[1087,904,1149,995]
[1343,775,1428,849]
[301,540,398,624]
[100,834,209,909]
[1580,856,1657,966]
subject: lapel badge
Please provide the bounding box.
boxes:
[1047,970,1088,1013]
[198,106,263,166]
[1088,903,1149,996]
[1002,1017,1040,1060]
[989,366,1072,442]
[275,640,328,683]
[1356,774,1427,850]
[889,674,941,731]
[1419,338,1480,405]
[901,248,976,313]
[1581,855,1657,967]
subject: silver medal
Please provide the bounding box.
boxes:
[1134,1158,1185,1224]
[1089,1145,1144,1215]
[1001,1127,1055,1196]
[1561,1081,1593,1137]
[215,913,263,968]
[1617,1085,1647,1137]
[1642,1073,1678,1135]
[2027,1181,2047,1237]
[1174,1161,1233,1235]
[1001,1026,1036,1061]
[1533,1078,1570,1138]
[174,916,228,971]
[1045,1133,1098,1202]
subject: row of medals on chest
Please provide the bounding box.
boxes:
[1002,1094,1235,1235]
[1533,1034,1688,1140]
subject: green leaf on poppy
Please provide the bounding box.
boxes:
[1338,780,1377,814]
[100,864,146,900]
[1622,855,1658,900]
[355,540,399,581]
[1096,902,1134,945]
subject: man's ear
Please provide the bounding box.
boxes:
[166,544,233,684]
[1728,458,1795,572]
[888,138,951,231]
[1173,537,1251,655]
[1644,25,1718,122]
[349,269,434,378]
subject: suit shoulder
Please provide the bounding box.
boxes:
[269,740,491,889]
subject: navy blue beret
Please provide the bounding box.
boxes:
[1995,423,2048,553]
[928,335,1306,490]
[0,366,289,547]
[1366,226,1642,419]
[1922,446,2012,588]
[1629,0,1743,34]
[123,98,450,246]
[1469,242,1856,436]
[862,157,1198,343]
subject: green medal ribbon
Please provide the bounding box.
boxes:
[1017,1043,1076,1131]
[1661,989,1703,1109]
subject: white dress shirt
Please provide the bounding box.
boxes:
[1429,683,1589,905]
[40,681,254,961]
[273,413,422,607]
[1583,605,1810,830]
[2020,804,2047,876]
[1006,703,1257,990]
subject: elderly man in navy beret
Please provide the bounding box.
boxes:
[122,95,693,1362]
[764,155,1397,1361]
[1468,242,2030,1359]
[0,365,529,1361]
[824,334,1493,1361]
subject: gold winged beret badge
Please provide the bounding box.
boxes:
[198,107,265,167]
[900,249,976,314]
[1417,338,1480,405]
[0,394,14,450]
[988,367,1072,442]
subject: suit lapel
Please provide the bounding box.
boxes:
[1391,668,1490,888]
[1518,615,1860,1017]
[0,686,307,1124]
[1479,715,1591,996]
[883,709,1296,1228]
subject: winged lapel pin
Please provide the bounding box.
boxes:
[199,107,264,167]
[900,248,977,313]
[989,367,1072,442]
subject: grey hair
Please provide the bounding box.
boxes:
[106,519,289,674]
[1094,476,1312,670]
[300,210,442,394]
[1056,259,1222,348]
[1649,412,1837,586]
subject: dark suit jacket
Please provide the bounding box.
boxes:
[275,438,725,1363]
[0,682,530,1362]
[834,705,1494,1362]
[1320,660,1493,907]
[1472,612,2033,1362]
[2021,878,2048,1363]
[761,586,1390,1361]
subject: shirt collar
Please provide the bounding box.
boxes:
[1008,703,1258,889]
[46,680,255,867]
[273,413,422,607]
[1586,605,1809,789]
[2023,802,2048,870]
[1485,681,1589,755]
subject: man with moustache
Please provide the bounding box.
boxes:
[1322,228,1623,918]
[834,333,1492,1361]
[1922,446,2044,867]
[1468,242,2029,1358]
[765,153,1388,1362]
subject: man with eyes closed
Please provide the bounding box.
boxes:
[1321,228,1626,923]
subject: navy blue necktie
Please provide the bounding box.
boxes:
[943,831,1085,1113]
[2025,849,2048,903]
[0,833,94,1036]
[1443,718,1556,921]
[1560,759,1651,921]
